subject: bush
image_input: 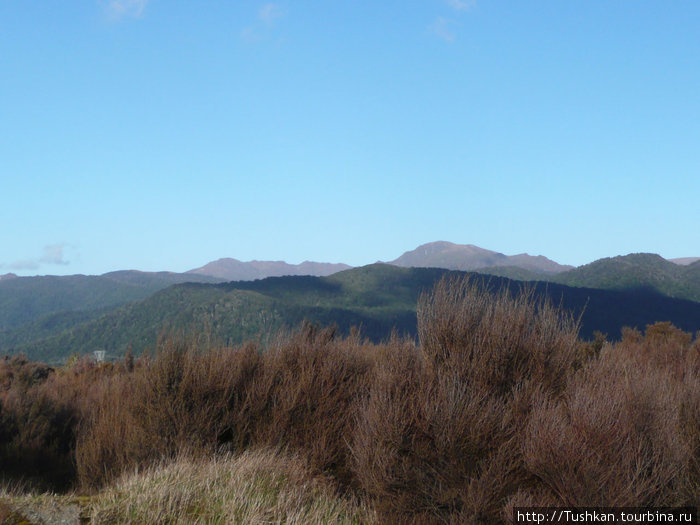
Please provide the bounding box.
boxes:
[76,338,261,488]
[351,276,582,523]
[0,355,106,491]
[229,324,375,487]
[521,323,699,506]
[77,325,375,490]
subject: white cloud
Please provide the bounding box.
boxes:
[429,17,456,43]
[241,3,285,43]
[430,0,474,41]
[9,243,72,272]
[104,0,149,19]
[259,3,283,24]
[9,260,39,271]
[240,26,260,44]
[448,0,476,11]
[40,243,70,266]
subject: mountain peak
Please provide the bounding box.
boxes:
[388,242,571,274]
[612,253,670,266]
[669,257,700,266]
[187,258,352,281]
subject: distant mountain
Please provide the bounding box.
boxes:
[188,258,352,281]
[102,270,224,288]
[6,246,700,363]
[387,241,572,275]
[11,264,700,364]
[0,273,18,281]
[552,253,700,303]
[0,270,223,332]
[189,243,571,281]
[670,257,700,266]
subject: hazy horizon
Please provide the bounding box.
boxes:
[2,240,698,278]
[3,1,699,276]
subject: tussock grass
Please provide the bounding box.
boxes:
[88,449,375,525]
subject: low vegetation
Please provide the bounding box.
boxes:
[0,276,697,523]
[89,450,375,524]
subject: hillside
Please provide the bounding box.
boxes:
[0,271,223,333]
[11,264,700,363]
[552,253,700,302]
[388,241,572,274]
[9,266,430,362]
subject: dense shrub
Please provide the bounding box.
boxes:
[76,337,261,488]
[417,276,581,396]
[77,324,376,489]
[517,321,699,509]
[0,355,110,490]
[226,324,375,487]
[351,277,582,523]
[1,278,698,522]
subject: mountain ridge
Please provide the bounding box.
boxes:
[552,252,700,303]
[4,244,700,363]
[670,257,700,266]
[386,241,573,275]
[187,258,352,281]
[0,270,223,332]
[8,264,700,363]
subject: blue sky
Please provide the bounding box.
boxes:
[2,1,699,276]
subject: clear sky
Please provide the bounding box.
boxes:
[2,1,699,276]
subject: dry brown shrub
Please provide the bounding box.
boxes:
[352,276,581,523]
[227,323,376,487]
[418,276,580,398]
[523,325,699,506]
[76,338,261,489]
[502,487,561,524]
[0,355,113,490]
[77,325,377,490]
[74,373,144,489]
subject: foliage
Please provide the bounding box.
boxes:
[8,264,700,364]
[553,253,700,302]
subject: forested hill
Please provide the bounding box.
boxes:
[0,271,224,332]
[10,264,700,364]
[551,253,700,302]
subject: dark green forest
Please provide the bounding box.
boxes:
[4,263,700,364]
